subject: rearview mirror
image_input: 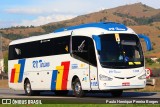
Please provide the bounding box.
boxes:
[137,34,152,51]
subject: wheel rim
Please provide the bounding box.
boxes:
[26,83,31,93]
[75,82,81,94]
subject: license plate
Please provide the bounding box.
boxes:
[122,82,130,86]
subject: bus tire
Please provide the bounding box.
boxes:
[111,90,123,97]
[24,80,39,96]
[54,90,68,96]
[73,78,85,97]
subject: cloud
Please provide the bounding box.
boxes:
[13,14,76,26]
[4,0,96,15]
[5,8,59,15]
[4,0,159,29]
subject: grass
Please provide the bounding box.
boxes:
[0,104,160,107]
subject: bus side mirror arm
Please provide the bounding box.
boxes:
[137,34,152,51]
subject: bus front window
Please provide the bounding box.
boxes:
[97,34,144,69]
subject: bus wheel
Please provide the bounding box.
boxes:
[111,90,123,97]
[54,90,69,96]
[73,78,85,97]
[24,80,39,96]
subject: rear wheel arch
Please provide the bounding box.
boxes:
[71,75,85,97]
[71,75,79,88]
[24,78,40,96]
[24,78,29,89]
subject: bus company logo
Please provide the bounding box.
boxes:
[10,59,26,83]
[51,61,70,90]
[108,27,126,31]
[109,70,121,73]
[115,27,126,31]
[32,60,50,68]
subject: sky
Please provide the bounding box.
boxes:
[0,0,160,28]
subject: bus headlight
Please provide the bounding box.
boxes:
[99,74,113,81]
[138,74,146,80]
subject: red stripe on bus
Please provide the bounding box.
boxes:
[10,68,16,83]
[61,61,70,90]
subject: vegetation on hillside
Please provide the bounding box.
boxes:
[113,12,160,25]
[0,32,24,40]
[0,3,160,73]
[42,23,67,33]
[0,25,35,30]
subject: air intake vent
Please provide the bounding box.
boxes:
[114,77,125,79]
[126,76,136,79]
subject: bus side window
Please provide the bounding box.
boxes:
[88,39,97,67]
[9,45,20,60]
[39,36,70,56]
[8,36,70,60]
[53,36,70,55]
[72,36,97,66]
[72,36,89,63]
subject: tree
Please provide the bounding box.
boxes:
[4,52,8,73]
[145,58,154,65]
[157,58,160,63]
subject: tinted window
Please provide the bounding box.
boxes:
[88,38,97,66]
[97,34,144,69]
[72,36,97,66]
[9,36,70,60]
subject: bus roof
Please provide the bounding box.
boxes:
[54,22,128,33]
[9,22,136,45]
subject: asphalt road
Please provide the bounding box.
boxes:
[0,88,160,104]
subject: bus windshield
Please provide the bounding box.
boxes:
[97,34,144,69]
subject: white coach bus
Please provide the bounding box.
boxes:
[8,22,152,97]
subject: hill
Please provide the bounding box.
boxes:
[1,2,160,57]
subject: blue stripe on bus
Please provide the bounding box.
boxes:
[54,22,128,33]
[51,70,58,90]
[18,59,26,83]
